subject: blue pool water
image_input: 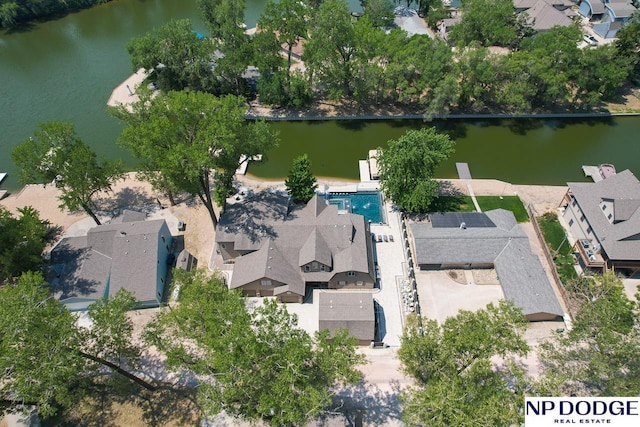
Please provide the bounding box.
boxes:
[326,192,384,224]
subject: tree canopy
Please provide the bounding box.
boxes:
[285,154,318,203]
[197,0,254,95]
[399,301,530,426]
[378,128,454,213]
[111,91,277,227]
[11,121,123,225]
[0,273,145,418]
[449,0,519,47]
[0,0,112,28]
[145,269,365,425]
[536,272,640,397]
[0,206,50,282]
[126,19,217,93]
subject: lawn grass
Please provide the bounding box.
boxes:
[431,195,529,222]
[537,212,578,282]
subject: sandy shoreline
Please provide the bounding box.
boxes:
[0,172,567,263]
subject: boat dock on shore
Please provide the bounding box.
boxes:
[582,164,616,182]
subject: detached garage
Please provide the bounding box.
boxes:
[318,292,374,345]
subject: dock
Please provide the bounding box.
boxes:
[456,162,481,213]
[235,155,263,175]
[582,164,616,182]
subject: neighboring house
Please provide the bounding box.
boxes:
[579,0,637,38]
[516,0,575,31]
[561,169,640,271]
[216,192,376,303]
[49,211,172,311]
[410,210,564,321]
[318,292,375,345]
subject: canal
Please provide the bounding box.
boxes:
[1,0,639,191]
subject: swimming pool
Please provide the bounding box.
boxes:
[325,191,385,224]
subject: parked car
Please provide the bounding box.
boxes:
[583,34,598,46]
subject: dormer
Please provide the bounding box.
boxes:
[613,198,640,224]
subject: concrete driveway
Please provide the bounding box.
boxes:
[415,269,504,323]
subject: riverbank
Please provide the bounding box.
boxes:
[245,87,640,121]
[0,173,566,248]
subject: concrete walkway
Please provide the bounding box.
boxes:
[456,162,481,212]
[370,203,407,347]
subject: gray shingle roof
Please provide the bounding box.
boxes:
[568,170,640,261]
[318,292,374,342]
[410,210,563,318]
[50,219,169,306]
[223,194,374,293]
[523,0,573,30]
[606,1,637,18]
[299,229,333,267]
[584,0,606,14]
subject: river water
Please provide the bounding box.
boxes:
[1,0,639,191]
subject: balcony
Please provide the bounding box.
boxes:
[575,239,606,269]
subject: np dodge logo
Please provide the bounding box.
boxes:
[525,398,640,426]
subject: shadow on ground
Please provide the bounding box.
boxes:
[332,380,403,426]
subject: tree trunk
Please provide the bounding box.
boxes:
[167,190,176,206]
[197,170,218,228]
[78,350,156,391]
[201,196,218,228]
[83,204,101,225]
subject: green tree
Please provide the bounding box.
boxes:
[304,0,357,100]
[519,25,581,109]
[363,0,394,28]
[259,0,309,78]
[575,44,630,108]
[0,273,153,417]
[449,0,518,47]
[126,19,217,93]
[0,272,86,417]
[285,154,318,203]
[111,91,277,227]
[197,0,253,95]
[616,12,640,79]
[145,269,365,426]
[536,272,640,396]
[0,206,50,282]
[378,128,455,213]
[12,121,123,225]
[399,301,529,426]
[254,0,312,107]
[0,1,19,27]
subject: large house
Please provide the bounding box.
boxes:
[216,192,376,303]
[410,210,564,321]
[561,169,640,271]
[49,211,173,311]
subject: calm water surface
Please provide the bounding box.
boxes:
[1,0,639,191]
[251,117,640,185]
